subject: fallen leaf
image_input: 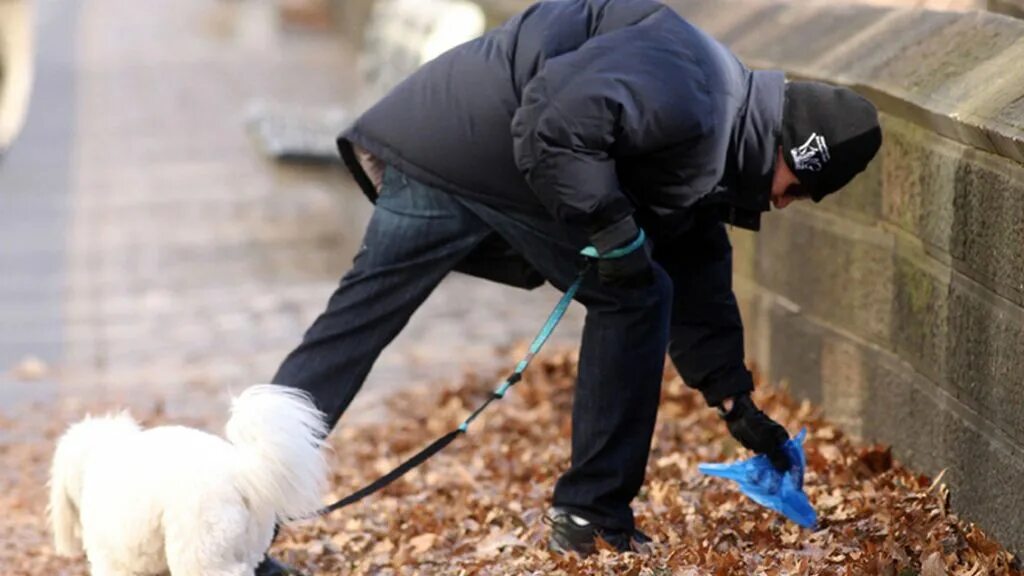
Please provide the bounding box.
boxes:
[476,530,525,558]
[408,532,437,554]
[921,551,946,576]
[858,445,893,475]
[372,539,394,554]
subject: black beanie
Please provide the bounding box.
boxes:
[781,81,882,202]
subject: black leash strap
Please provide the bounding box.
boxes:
[319,429,461,514]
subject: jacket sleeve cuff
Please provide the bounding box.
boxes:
[700,364,755,408]
[589,215,639,254]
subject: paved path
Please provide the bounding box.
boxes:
[0,0,584,424]
[0,0,78,409]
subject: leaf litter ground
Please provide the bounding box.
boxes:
[1,348,1020,575]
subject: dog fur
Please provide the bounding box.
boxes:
[48,385,328,576]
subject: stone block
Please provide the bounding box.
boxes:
[880,115,959,256]
[950,146,1024,308]
[763,296,826,408]
[939,38,1024,126]
[946,275,1024,446]
[754,208,895,348]
[873,14,1020,97]
[808,10,960,84]
[890,243,950,385]
[817,150,883,225]
[860,353,945,467]
[728,4,893,74]
[818,337,871,438]
[731,282,816,404]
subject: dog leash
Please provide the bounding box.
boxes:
[316,230,647,517]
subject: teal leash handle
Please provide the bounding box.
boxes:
[316,229,646,517]
[579,228,646,259]
[317,266,588,516]
[458,261,589,432]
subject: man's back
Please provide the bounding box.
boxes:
[340,0,752,233]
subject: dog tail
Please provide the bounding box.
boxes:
[48,412,140,556]
[226,385,328,521]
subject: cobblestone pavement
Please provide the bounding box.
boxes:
[0,0,584,425]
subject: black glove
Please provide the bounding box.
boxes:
[720,394,791,471]
[597,247,654,288]
[589,218,653,289]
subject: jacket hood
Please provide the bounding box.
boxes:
[717,70,785,230]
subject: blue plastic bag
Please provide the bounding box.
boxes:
[698,428,817,529]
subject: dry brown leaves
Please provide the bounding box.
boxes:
[1,349,1020,575]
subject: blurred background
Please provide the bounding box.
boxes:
[0,0,590,428]
[2,0,1000,421]
[3,0,1024,558]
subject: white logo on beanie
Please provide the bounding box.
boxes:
[791,132,831,172]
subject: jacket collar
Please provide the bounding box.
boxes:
[720,70,785,231]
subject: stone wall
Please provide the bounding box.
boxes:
[477,0,1024,554]
[677,0,1024,554]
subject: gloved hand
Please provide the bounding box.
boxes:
[589,218,653,289]
[597,247,654,288]
[719,394,791,471]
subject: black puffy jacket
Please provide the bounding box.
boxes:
[338,0,784,404]
[340,0,783,273]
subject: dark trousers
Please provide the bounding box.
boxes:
[273,167,671,531]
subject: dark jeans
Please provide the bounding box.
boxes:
[273,166,671,531]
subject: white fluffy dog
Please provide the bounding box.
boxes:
[48,385,329,576]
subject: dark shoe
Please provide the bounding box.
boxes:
[255,555,307,576]
[544,507,653,555]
